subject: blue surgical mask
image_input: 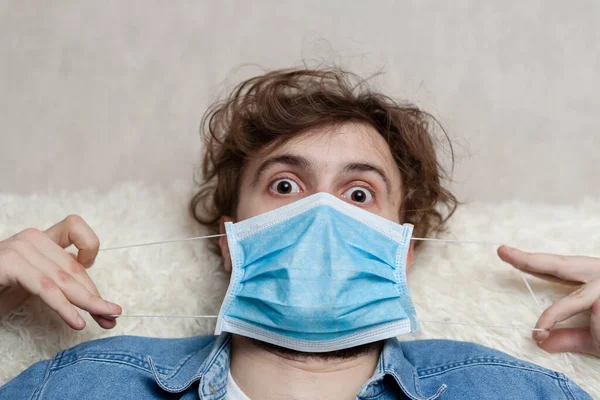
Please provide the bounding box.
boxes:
[215,192,418,352]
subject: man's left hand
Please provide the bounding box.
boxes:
[498,245,600,357]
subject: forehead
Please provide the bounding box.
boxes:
[252,122,399,174]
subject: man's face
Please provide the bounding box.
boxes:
[219,121,415,270]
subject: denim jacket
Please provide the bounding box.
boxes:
[0,333,591,399]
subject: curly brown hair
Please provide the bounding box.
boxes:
[190,67,457,253]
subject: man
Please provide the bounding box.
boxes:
[0,68,595,399]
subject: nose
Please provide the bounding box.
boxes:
[313,187,337,198]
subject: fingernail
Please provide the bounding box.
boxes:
[533,330,548,342]
[77,315,86,328]
[105,301,121,313]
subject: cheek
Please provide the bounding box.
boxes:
[238,196,303,221]
[388,191,404,224]
[235,198,255,221]
[235,182,261,220]
[235,190,277,221]
[378,204,401,224]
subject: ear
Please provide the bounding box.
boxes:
[406,240,416,271]
[219,216,234,273]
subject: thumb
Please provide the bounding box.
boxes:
[538,328,600,356]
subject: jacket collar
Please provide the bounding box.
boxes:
[148,333,231,398]
[149,334,446,400]
[358,337,447,400]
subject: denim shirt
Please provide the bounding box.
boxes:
[0,333,591,400]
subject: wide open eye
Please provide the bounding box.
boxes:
[269,179,301,195]
[342,187,373,204]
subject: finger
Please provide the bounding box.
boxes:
[64,253,102,296]
[64,254,120,329]
[9,239,119,317]
[590,299,600,353]
[497,246,599,284]
[3,256,86,330]
[53,250,123,329]
[17,228,103,298]
[535,278,600,332]
[44,215,100,268]
[524,271,579,286]
[93,315,118,329]
[65,254,120,329]
[536,328,600,356]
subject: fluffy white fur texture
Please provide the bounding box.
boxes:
[0,182,598,397]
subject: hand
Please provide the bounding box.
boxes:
[498,245,600,356]
[0,215,121,330]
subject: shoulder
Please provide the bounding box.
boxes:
[0,335,218,400]
[400,338,544,370]
[399,339,592,400]
[54,334,217,368]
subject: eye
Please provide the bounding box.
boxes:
[342,187,373,204]
[269,178,301,195]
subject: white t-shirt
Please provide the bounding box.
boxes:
[226,370,251,400]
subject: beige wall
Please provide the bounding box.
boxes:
[1,1,598,203]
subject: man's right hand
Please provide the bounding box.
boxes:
[0,215,121,330]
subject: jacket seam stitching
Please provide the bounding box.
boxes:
[50,352,171,374]
[412,368,423,397]
[559,374,578,400]
[52,357,156,374]
[29,378,50,400]
[418,361,565,380]
[162,353,195,380]
[29,356,55,400]
[47,349,65,371]
[198,338,231,396]
[388,370,445,400]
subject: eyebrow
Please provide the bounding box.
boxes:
[339,162,391,194]
[252,154,314,186]
[252,153,392,194]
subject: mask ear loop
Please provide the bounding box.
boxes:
[97,233,226,252]
[411,240,572,375]
[106,314,549,334]
[106,314,548,334]
[99,233,550,334]
[410,238,551,334]
[516,264,575,375]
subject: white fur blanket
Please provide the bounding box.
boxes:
[1,182,598,397]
